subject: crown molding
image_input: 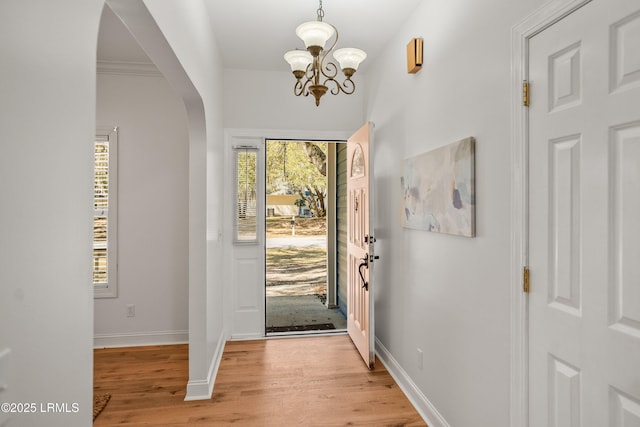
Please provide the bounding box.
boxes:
[97,60,162,77]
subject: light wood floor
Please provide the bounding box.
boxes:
[94,334,426,426]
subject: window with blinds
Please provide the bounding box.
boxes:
[234,147,258,243]
[94,128,118,298]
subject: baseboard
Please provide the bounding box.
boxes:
[93,330,188,348]
[184,330,226,401]
[375,338,451,427]
[229,332,264,340]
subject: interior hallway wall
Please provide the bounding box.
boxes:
[0,0,104,425]
[222,68,366,131]
[143,0,226,398]
[94,70,189,346]
[364,0,545,426]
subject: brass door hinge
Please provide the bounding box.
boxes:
[523,267,530,293]
[522,81,530,107]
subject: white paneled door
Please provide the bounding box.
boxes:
[347,122,376,369]
[528,0,640,425]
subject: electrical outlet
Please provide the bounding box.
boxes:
[126,304,135,318]
[417,348,423,370]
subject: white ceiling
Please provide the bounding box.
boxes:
[98,0,424,73]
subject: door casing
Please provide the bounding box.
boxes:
[224,129,351,339]
[264,139,345,332]
[510,1,594,425]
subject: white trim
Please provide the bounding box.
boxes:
[326,143,337,308]
[375,338,450,427]
[94,126,119,299]
[225,128,351,142]
[232,146,260,244]
[509,1,592,426]
[229,332,264,340]
[97,60,162,77]
[93,330,188,348]
[265,329,347,338]
[184,331,226,401]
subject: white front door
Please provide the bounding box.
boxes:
[528,0,640,425]
[347,122,375,368]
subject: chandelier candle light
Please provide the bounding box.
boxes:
[284,0,367,106]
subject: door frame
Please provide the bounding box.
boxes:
[263,138,345,333]
[509,1,593,425]
[224,128,351,339]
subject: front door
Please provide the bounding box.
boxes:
[347,122,375,368]
[528,0,640,425]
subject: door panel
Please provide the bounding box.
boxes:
[347,122,375,368]
[228,137,265,339]
[528,0,640,425]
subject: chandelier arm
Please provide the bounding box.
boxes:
[304,62,315,81]
[293,75,316,97]
[325,77,355,96]
[320,24,339,67]
[301,77,314,97]
[340,77,355,94]
[293,79,305,96]
[320,61,339,80]
[326,78,341,95]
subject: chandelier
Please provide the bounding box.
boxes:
[284,0,367,107]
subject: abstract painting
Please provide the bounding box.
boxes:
[400,137,475,237]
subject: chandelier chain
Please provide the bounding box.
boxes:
[316,0,324,21]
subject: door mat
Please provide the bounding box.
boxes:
[266,323,336,333]
[93,394,111,420]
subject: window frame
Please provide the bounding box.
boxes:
[94,127,118,298]
[233,146,259,244]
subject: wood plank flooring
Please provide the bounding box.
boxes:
[93,334,426,426]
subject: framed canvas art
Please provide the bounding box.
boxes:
[400,137,475,237]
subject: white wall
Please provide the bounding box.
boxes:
[221,68,365,338]
[94,70,189,346]
[141,0,227,399]
[223,68,366,131]
[365,0,544,426]
[0,0,103,425]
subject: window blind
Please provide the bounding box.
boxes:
[234,147,258,243]
[93,139,109,285]
[93,128,118,297]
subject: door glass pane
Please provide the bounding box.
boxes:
[351,144,365,178]
[235,149,258,242]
